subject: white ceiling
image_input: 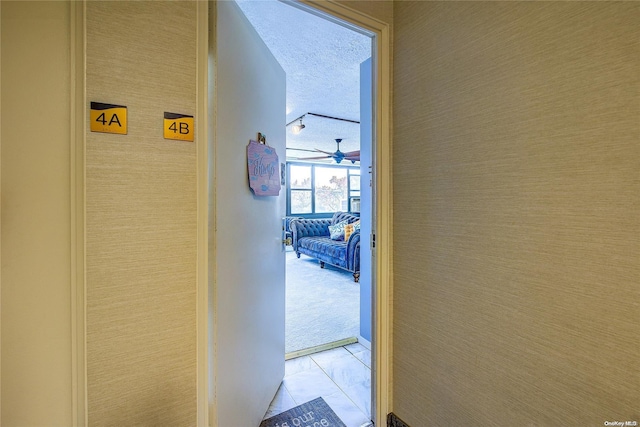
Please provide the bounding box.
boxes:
[235,0,372,162]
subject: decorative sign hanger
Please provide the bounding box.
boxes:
[247,132,281,196]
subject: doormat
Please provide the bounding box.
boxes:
[260,397,346,427]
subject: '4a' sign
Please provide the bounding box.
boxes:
[90,102,127,135]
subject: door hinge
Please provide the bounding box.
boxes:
[371,233,376,249]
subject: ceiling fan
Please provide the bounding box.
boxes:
[293,139,360,164]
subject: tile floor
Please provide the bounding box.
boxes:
[263,343,372,427]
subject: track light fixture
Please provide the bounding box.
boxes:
[286,112,360,134]
[291,118,305,134]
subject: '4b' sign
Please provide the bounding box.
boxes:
[90,102,127,135]
[164,112,194,142]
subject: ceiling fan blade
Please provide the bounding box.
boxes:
[295,155,332,160]
[342,150,360,157]
[290,142,360,163]
[286,148,321,153]
[313,148,336,156]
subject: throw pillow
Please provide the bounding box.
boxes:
[344,224,354,241]
[344,220,361,241]
[328,219,349,241]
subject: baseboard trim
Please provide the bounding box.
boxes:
[387,413,411,427]
[285,337,358,360]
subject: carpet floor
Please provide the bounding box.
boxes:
[286,250,360,354]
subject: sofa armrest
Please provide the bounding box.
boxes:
[346,230,361,272]
[291,218,332,252]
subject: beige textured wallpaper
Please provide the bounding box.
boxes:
[1,2,73,425]
[85,2,198,425]
[393,2,638,425]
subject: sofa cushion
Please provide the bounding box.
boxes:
[298,236,349,268]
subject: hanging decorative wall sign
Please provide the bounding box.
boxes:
[247,134,281,196]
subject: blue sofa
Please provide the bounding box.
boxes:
[290,212,361,282]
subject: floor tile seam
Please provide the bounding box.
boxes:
[339,382,372,417]
[310,347,356,362]
[329,385,370,423]
[280,381,300,406]
[310,354,323,370]
[326,369,371,394]
[343,345,370,356]
[285,350,369,411]
[313,356,370,417]
[351,350,372,370]
[309,352,370,391]
[344,344,367,354]
[282,364,345,403]
[353,356,371,371]
[282,368,335,393]
[283,356,322,380]
[345,345,369,355]
[324,390,370,422]
[284,374,356,415]
[316,350,371,375]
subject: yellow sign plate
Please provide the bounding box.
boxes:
[164,112,194,142]
[90,102,127,135]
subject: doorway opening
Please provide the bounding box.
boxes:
[235,1,376,425]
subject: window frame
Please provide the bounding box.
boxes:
[286,161,360,218]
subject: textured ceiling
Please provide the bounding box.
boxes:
[235,0,372,162]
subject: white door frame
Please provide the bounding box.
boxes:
[286,1,393,424]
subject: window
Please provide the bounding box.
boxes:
[287,162,360,216]
[289,164,312,214]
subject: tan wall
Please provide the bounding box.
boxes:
[1,2,73,425]
[85,2,198,425]
[393,2,639,425]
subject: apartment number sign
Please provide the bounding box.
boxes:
[90,102,127,135]
[247,134,281,196]
[163,112,194,142]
